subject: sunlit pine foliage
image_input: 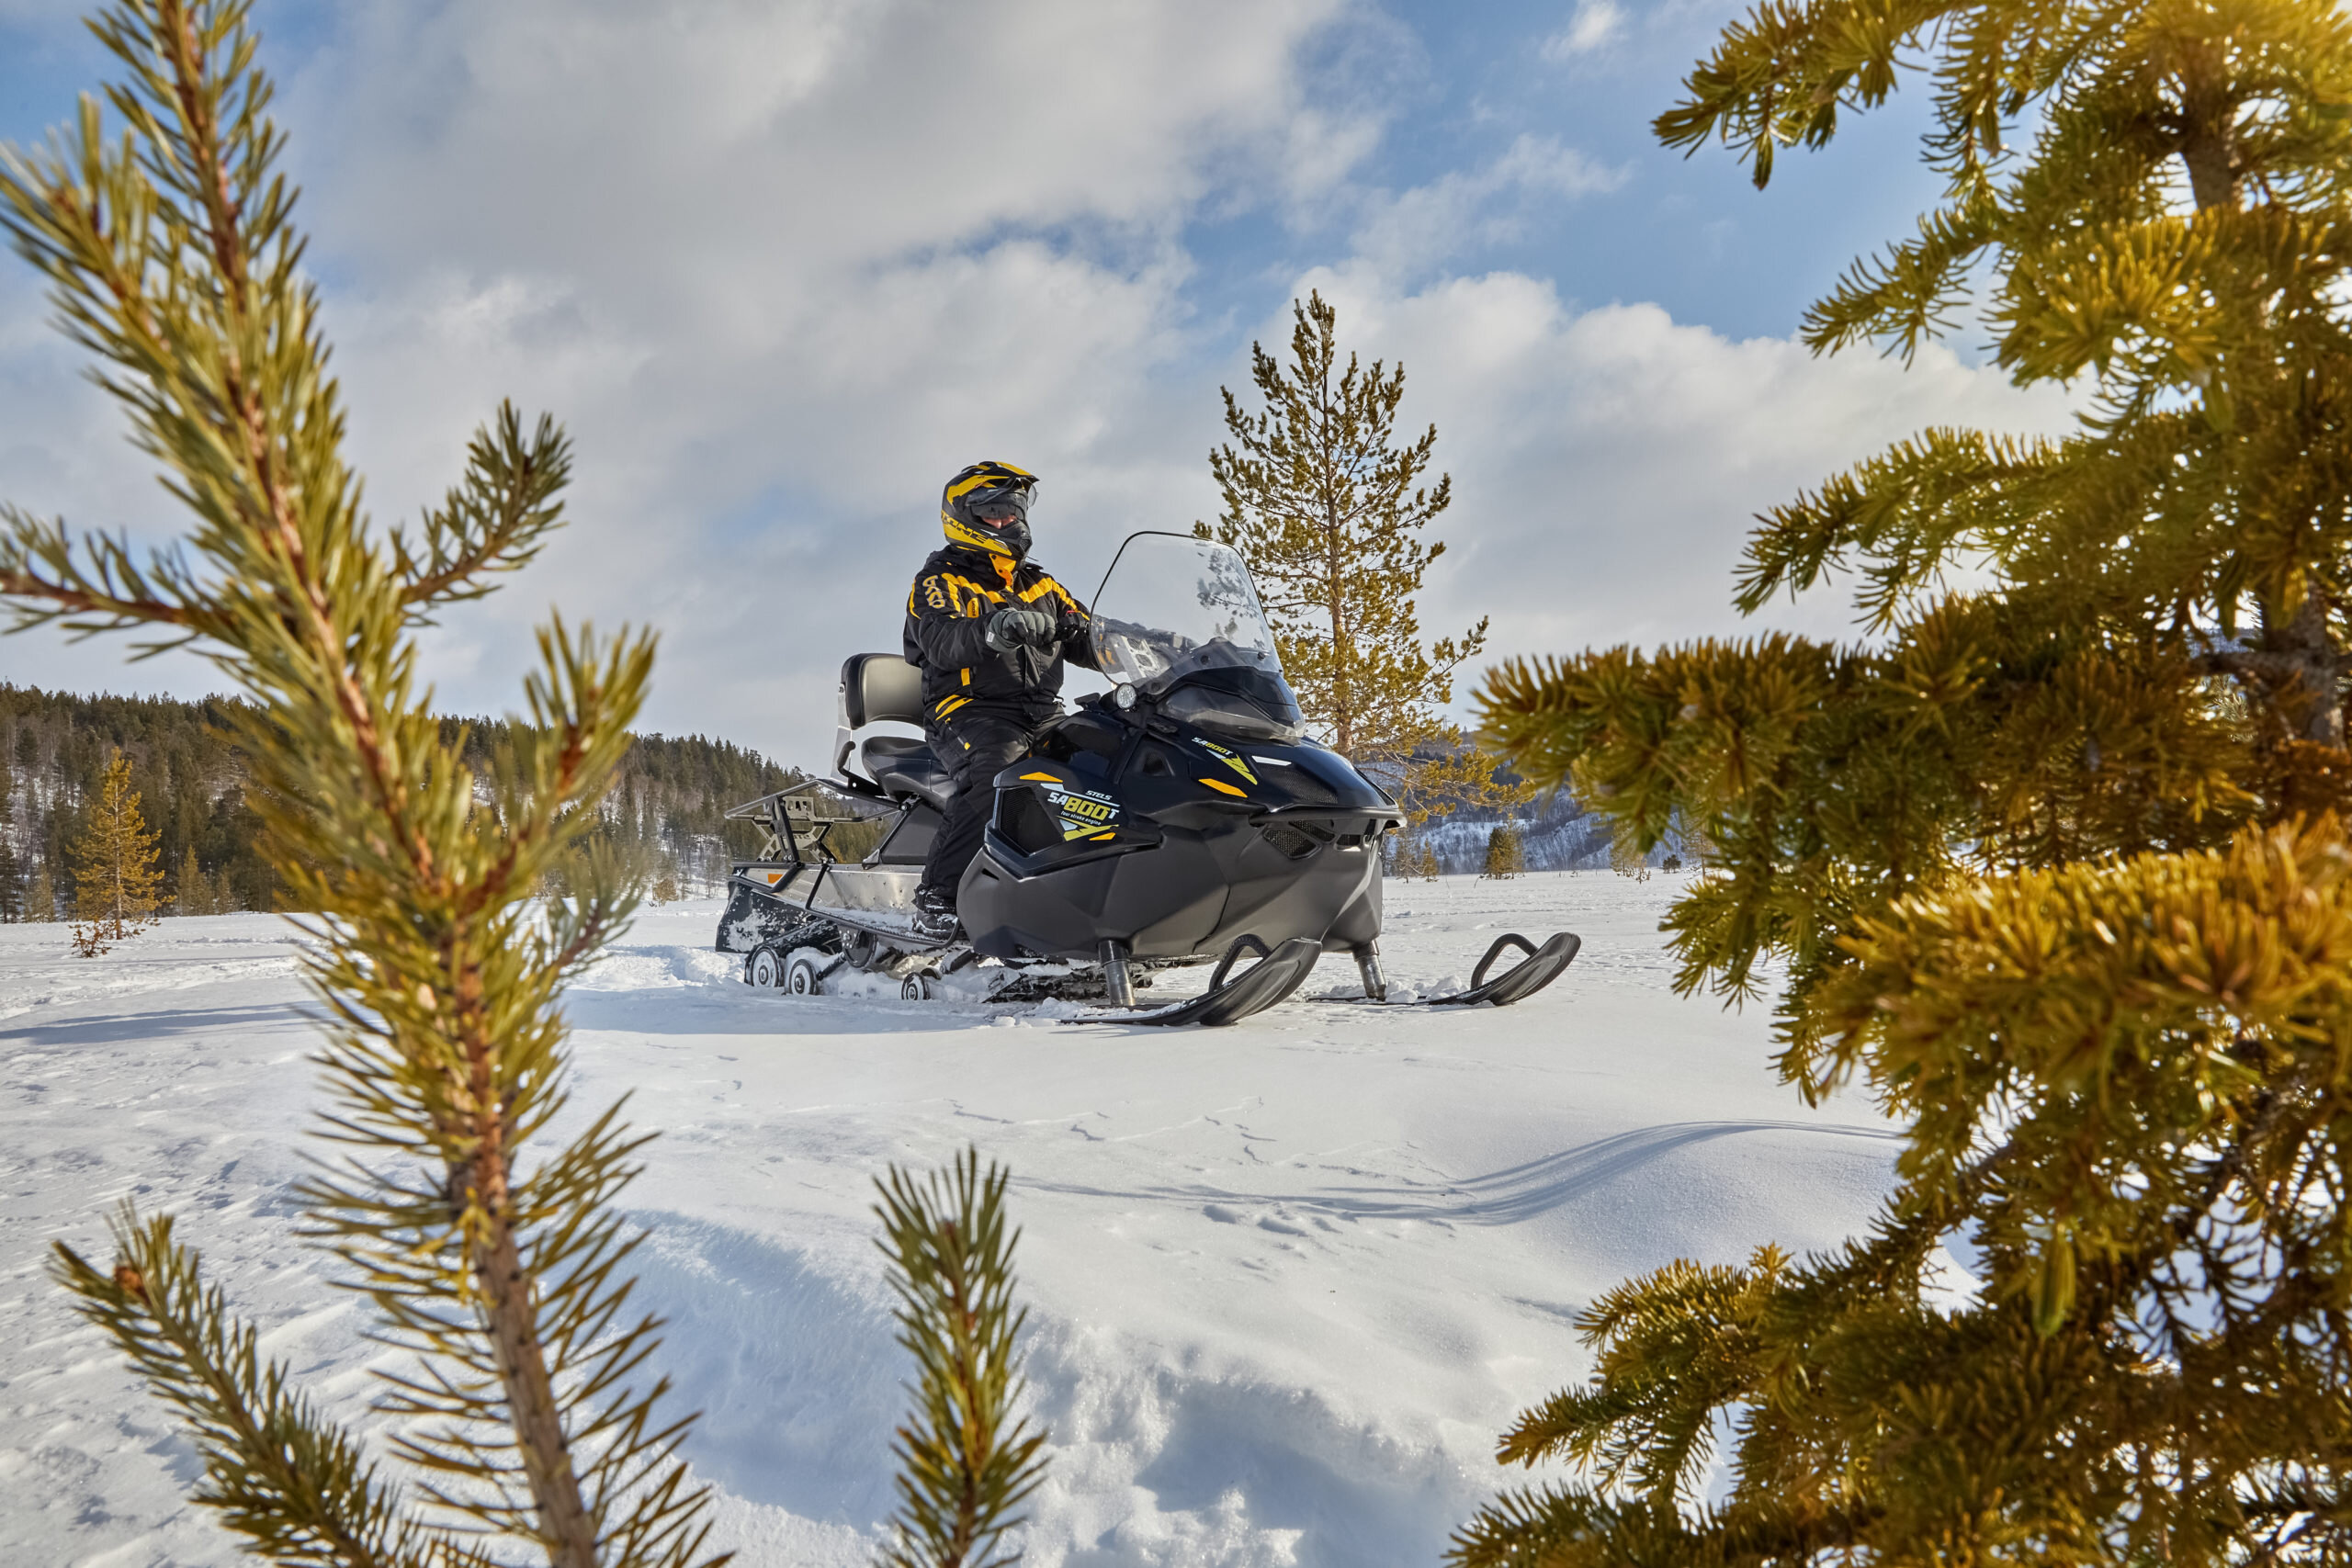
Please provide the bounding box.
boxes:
[0,3,718,1564]
[875,1151,1049,1568]
[1199,291,1526,823]
[1464,3,2352,1563]
[68,747,162,952]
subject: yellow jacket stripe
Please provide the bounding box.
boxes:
[931,570,1078,615]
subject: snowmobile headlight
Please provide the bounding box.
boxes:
[1111,682,1137,710]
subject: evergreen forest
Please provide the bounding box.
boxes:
[0,683,797,918]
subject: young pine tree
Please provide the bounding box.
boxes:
[1391,832,1439,881]
[1201,291,1522,824]
[2,6,702,1563]
[175,845,210,917]
[1464,4,2352,1564]
[69,750,163,950]
[5,11,1046,1567]
[26,857,55,921]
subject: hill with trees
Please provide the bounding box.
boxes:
[0,683,797,918]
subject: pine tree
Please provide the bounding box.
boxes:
[1480,823,1523,880]
[4,10,1043,1565]
[69,750,163,949]
[1,6,695,1562]
[0,835,23,921]
[26,858,55,921]
[1464,4,2352,1564]
[175,845,211,917]
[0,753,17,920]
[1201,292,1523,824]
[1391,832,1441,881]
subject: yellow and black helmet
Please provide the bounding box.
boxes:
[942,460,1038,559]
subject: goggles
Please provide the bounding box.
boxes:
[965,483,1035,525]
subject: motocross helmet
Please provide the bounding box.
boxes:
[942,460,1038,560]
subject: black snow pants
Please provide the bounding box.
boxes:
[918,712,1032,903]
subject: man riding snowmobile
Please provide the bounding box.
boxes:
[904,459,1094,939]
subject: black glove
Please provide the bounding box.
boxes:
[1055,606,1091,646]
[985,606,1057,653]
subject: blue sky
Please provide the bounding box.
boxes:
[0,1,2059,761]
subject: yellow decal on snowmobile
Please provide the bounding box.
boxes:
[1200,776,1248,798]
[1193,739,1258,784]
[1043,782,1121,840]
[1020,771,1060,782]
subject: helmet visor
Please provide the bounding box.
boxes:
[965,482,1034,525]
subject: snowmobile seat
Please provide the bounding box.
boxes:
[842,652,926,728]
[861,735,952,812]
[835,652,953,808]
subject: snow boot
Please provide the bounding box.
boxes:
[911,886,961,942]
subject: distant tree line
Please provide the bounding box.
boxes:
[0,683,797,919]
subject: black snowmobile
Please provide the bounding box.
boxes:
[714,532,1580,1025]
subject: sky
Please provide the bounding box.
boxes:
[0,0,2078,768]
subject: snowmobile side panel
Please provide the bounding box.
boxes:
[1324,865,1383,950]
[959,850,1122,959]
[807,862,923,915]
[872,803,940,865]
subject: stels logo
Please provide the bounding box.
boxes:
[1046,784,1120,840]
[1020,769,1123,840]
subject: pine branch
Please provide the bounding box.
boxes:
[875,1150,1049,1568]
[51,1205,479,1568]
[392,404,572,617]
[3,6,715,1565]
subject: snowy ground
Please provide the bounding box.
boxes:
[1,872,1908,1568]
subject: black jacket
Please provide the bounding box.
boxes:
[903,545,1095,728]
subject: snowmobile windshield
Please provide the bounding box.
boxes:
[1090,535,1290,713]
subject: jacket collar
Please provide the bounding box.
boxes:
[940,543,1028,587]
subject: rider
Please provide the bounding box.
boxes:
[903,460,1093,939]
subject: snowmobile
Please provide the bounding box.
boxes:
[714,531,1580,1026]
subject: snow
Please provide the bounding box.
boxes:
[0,871,1908,1568]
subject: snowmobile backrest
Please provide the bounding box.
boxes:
[842,653,925,728]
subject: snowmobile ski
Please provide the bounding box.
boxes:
[1074,935,1322,1028]
[1318,931,1582,1009]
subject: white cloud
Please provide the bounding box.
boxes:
[1250,266,2079,699]
[0,0,2075,773]
[1351,133,1626,279]
[0,0,1370,759]
[1542,0,1624,62]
